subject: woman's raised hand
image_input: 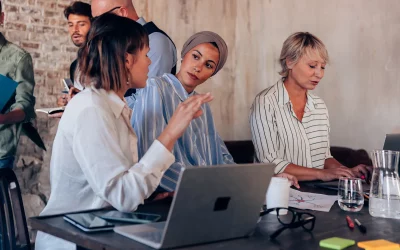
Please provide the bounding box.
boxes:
[158,93,214,151]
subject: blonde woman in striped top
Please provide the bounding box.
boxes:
[250,32,371,181]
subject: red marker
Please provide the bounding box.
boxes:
[361,175,365,180]
[346,216,354,229]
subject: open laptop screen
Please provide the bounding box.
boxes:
[382,134,400,174]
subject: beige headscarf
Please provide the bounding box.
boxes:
[181,31,228,76]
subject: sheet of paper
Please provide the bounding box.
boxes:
[289,189,337,212]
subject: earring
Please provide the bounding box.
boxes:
[127,76,130,85]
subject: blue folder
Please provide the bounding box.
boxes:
[0,74,18,113]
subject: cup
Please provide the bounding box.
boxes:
[266,177,291,215]
[337,177,364,212]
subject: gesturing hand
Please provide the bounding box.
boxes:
[158,93,214,151]
[171,93,213,134]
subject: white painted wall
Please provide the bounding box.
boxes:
[135,0,400,152]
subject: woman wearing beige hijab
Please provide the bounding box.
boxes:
[130,31,235,193]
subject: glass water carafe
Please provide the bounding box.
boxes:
[369,150,400,219]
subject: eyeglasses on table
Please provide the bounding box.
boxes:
[260,207,316,239]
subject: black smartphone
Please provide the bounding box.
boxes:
[99,211,161,224]
[63,212,114,232]
[61,78,73,92]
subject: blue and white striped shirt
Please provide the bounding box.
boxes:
[129,74,235,191]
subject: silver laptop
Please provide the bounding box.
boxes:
[114,163,275,249]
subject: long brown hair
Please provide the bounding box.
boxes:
[78,13,149,91]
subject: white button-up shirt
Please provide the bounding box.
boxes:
[250,81,332,174]
[35,87,174,250]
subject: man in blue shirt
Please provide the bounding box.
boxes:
[91,0,177,106]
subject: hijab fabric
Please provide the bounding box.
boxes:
[181,31,228,76]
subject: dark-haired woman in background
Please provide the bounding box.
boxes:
[35,13,213,250]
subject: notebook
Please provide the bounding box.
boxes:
[320,237,355,249]
[358,239,400,250]
[36,107,65,115]
[0,74,18,113]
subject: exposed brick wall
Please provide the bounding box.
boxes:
[0,0,90,240]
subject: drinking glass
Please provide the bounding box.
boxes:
[338,177,364,212]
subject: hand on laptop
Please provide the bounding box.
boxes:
[275,173,300,188]
[350,164,372,182]
[318,167,355,181]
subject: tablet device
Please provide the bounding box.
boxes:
[100,211,161,224]
[63,212,114,232]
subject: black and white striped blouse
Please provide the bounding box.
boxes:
[250,81,332,174]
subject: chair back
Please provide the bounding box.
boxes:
[224,140,255,164]
[330,146,372,168]
[0,168,31,250]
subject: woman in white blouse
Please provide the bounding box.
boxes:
[250,32,371,182]
[35,13,213,250]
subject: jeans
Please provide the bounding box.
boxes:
[0,157,14,169]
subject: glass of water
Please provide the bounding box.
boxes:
[338,177,364,212]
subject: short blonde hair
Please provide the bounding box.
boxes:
[279,32,329,80]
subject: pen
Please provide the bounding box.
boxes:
[61,90,69,94]
[346,216,354,229]
[355,219,367,234]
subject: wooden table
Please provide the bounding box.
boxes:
[30,183,400,250]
